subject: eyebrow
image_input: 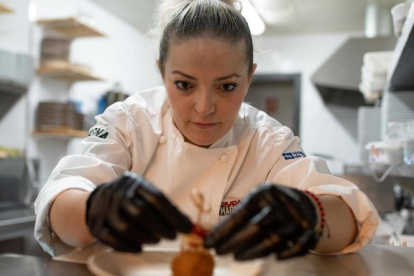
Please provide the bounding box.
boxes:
[171,70,242,81]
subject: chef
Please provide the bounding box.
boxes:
[34,0,379,260]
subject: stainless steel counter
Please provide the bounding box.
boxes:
[264,244,414,276]
[0,207,36,241]
[1,244,413,276]
[0,253,93,276]
[0,207,47,256]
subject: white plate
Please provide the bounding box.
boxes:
[87,248,266,276]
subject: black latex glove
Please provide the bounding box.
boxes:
[204,184,320,261]
[86,172,192,252]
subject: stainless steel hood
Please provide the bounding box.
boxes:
[0,50,33,120]
[311,36,397,107]
[0,81,27,120]
[312,1,399,107]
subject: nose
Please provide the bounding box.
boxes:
[194,88,215,116]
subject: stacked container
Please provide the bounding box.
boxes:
[36,102,84,131]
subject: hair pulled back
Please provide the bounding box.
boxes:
[157,0,254,75]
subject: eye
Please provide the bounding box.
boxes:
[174,81,193,91]
[221,83,238,92]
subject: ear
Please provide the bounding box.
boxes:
[248,63,257,86]
[156,59,161,72]
[248,63,257,85]
[244,63,257,97]
[245,63,257,96]
[156,59,165,80]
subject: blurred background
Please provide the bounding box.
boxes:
[0,0,413,256]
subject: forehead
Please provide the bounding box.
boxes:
[166,38,248,74]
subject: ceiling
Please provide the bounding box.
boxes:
[90,0,404,36]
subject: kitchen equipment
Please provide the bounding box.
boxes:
[403,120,414,165]
[0,158,38,210]
[40,37,71,65]
[404,139,414,164]
[0,49,33,120]
[365,141,404,166]
[358,107,382,163]
[391,2,413,37]
[0,50,15,81]
[0,49,34,86]
[365,141,404,182]
[36,102,84,131]
[381,92,414,140]
[359,51,393,103]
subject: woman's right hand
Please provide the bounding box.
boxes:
[86,172,192,252]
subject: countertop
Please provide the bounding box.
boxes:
[1,244,414,276]
[0,253,93,276]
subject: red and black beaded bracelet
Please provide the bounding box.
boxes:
[304,190,325,237]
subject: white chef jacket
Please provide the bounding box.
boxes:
[34,86,379,257]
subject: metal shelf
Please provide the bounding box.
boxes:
[0,80,28,120]
[391,164,414,178]
[345,164,414,180]
[32,128,88,139]
[387,5,414,92]
[36,17,106,38]
[0,80,26,96]
[0,3,14,13]
[368,163,414,179]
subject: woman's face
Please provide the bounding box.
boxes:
[160,38,257,147]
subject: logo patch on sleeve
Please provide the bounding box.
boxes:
[88,127,109,139]
[282,151,306,160]
[219,200,242,216]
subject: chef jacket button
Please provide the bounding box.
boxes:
[159,136,167,144]
[220,154,229,163]
[204,204,211,213]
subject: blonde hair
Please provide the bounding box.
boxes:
[154,0,253,75]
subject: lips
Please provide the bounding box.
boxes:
[192,122,217,129]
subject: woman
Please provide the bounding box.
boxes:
[35,0,379,260]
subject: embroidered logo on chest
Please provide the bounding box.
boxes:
[282,151,306,160]
[219,200,242,216]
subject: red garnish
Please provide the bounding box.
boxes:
[192,224,207,239]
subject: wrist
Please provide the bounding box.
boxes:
[50,189,96,247]
[303,190,325,238]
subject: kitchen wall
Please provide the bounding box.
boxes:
[254,33,363,165]
[0,0,161,185]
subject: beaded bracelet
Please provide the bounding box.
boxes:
[304,190,325,237]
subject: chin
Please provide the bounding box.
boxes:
[186,135,217,147]
[191,138,215,147]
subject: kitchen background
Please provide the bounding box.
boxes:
[0,0,413,256]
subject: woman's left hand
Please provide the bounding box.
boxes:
[204,184,321,260]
